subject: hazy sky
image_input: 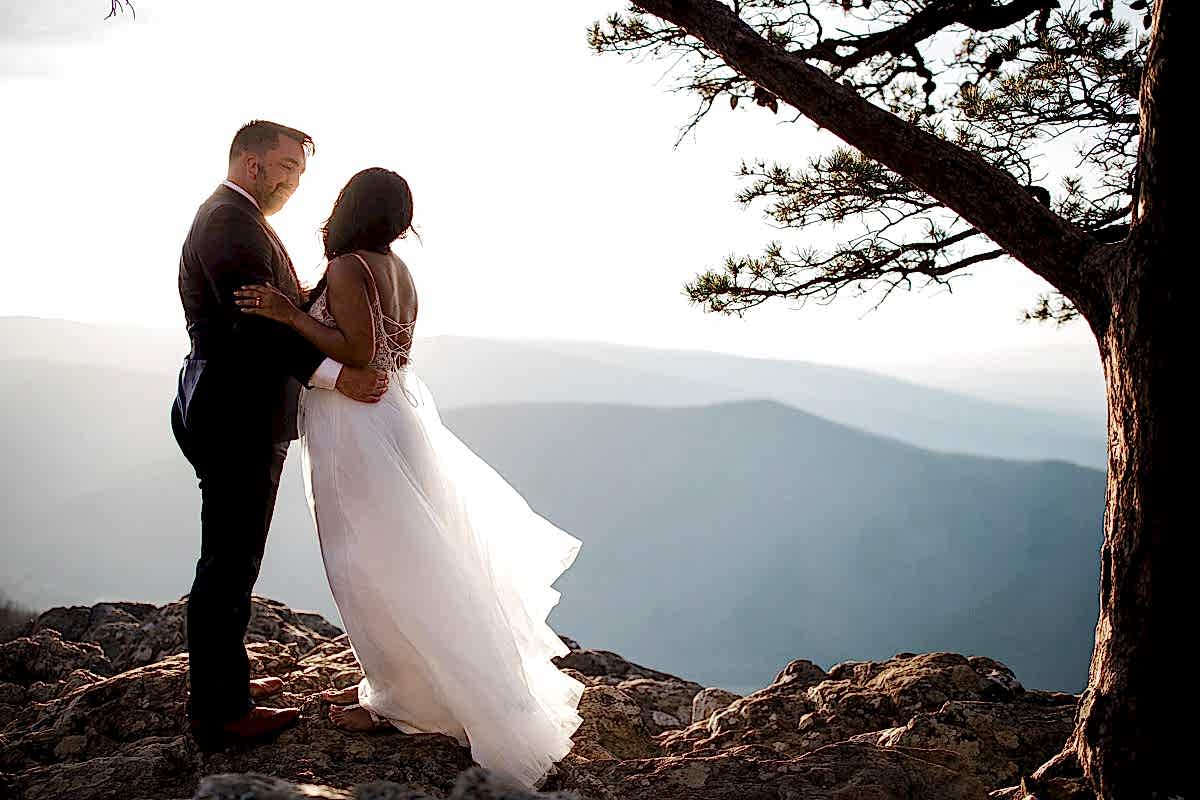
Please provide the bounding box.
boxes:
[0,0,1101,375]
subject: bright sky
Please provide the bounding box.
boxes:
[0,0,1101,374]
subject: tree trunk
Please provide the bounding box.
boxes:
[1069,2,1187,794]
[1071,231,1189,798]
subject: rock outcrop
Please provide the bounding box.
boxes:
[0,596,1083,799]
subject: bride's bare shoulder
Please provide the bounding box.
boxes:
[325,253,372,288]
[387,250,412,273]
[383,253,414,289]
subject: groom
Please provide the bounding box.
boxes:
[171,120,386,746]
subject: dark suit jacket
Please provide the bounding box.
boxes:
[175,184,325,443]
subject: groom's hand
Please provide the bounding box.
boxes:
[336,367,388,403]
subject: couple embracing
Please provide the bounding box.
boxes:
[171,120,584,789]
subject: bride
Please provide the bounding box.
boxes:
[233,167,585,788]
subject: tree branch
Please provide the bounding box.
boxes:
[631,0,1107,318]
[791,0,1057,70]
[105,0,135,20]
[685,225,1005,315]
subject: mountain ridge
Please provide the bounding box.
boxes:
[0,316,1104,466]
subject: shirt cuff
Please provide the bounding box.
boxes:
[308,357,343,390]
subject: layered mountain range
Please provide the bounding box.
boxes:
[0,317,1105,692]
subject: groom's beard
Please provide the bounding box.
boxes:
[254,174,293,216]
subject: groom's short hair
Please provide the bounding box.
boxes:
[229,120,315,162]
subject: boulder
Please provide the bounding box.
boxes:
[857,694,1076,787]
[0,598,1085,800]
[612,677,699,734]
[560,741,991,800]
[32,596,343,674]
[690,688,742,725]
[567,684,659,761]
[0,628,112,685]
[661,652,1036,759]
[553,647,699,690]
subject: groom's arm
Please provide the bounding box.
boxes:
[196,205,336,386]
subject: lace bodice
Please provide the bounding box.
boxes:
[308,253,415,373]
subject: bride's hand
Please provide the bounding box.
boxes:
[234,283,298,325]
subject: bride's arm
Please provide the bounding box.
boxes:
[235,256,377,368]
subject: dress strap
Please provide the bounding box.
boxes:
[347,252,384,316]
[347,252,415,329]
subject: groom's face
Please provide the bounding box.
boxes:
[251,136,307,216]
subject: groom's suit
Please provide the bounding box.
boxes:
[172,183,325,727]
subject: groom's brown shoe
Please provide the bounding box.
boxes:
[189,706,300,751]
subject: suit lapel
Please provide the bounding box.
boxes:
[260,220,303,302]
[214,185,303,303]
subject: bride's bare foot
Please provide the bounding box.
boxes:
[319,685,360,705]
[329,703,394,733]
[249,677,284,700]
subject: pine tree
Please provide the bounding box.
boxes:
[593,2,1185,796]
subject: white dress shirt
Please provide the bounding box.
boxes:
[221,179,342,390]
[221,178,259,209]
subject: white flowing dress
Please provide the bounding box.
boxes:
[298,255,585,788]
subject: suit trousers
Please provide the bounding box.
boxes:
[171,400,289,725]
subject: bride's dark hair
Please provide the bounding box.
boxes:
[308,168,414,302]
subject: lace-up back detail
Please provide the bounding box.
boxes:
[308,252,416,374]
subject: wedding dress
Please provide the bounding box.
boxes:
[298,254,584,788]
